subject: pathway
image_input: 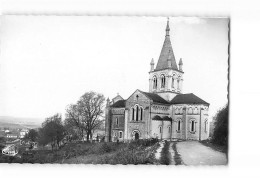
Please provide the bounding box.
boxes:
[176,141,227,165]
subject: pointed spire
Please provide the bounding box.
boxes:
[179,58,183,71]
[166,17,170,36]
[150,58,155,71]
[155,18,178,71]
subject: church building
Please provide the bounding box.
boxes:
[105,19,210,142]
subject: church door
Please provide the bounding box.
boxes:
[134,132,139,140]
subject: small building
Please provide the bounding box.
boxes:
[6,132,19,139]
[19,129,29,138]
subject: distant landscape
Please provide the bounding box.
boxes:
[0,116,41,129]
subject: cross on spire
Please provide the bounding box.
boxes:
[166,17,170,36]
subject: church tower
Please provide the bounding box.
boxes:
[149,18,184,101]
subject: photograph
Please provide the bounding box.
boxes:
[0,16,229,165]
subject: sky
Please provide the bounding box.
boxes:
[0,16,228,123]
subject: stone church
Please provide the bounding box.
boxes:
[105,19,210,142]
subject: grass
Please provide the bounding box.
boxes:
[160,141,170,165]
[172,142,182,165]
[0,139,159,164]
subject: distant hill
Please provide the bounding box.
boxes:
[0,116,42,129]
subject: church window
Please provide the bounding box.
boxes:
[205,119,208,132]
[119,131,123,138]
[153,77,157,89]
[194,107,198,114]
[136,105,139,121]
[116,118,119,126]
[159,126,162,133]
[161,75,166,88]
[177,120,181,131]
[190,120,196,132]
[140,107,143,121]
[132,108,135,121]
[168,126,171,133]
[177,79,180,90]
[172,77,175,88]
[188,107,193,114]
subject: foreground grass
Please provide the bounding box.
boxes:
[0,139,159,164]
[159,141,170,165]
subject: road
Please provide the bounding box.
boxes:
[175,141,227,165]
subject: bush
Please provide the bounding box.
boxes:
[212,104,228,146]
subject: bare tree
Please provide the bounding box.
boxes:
[65,91,105,141]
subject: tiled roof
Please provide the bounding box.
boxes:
[170,93,209,105]
[110,100,126,108]
[141,91,169,104]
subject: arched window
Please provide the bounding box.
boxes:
[190,120,196,132]
[116,118,119,126]
[194,107,198,114]
[177,79,180,90]
[161,75,166,88]
[205,119,208,132]
[132,108,135,121]
[136,105,139,121]
[140,107,143,121]
[159,126,162,133]
[177,120,181,131]
[119,131,123,138]
[172,77,175,88]
[168,126,171,133]
[188,107,193,114]
[175,108,179,114]
[153,76,157,89]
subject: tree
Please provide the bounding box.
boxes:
[24,129,38,142]
[38,113,66,150]
[65,91,105,141]
[212,104,228,146]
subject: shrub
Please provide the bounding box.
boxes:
[212,104,228,146]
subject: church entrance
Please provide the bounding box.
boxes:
[134,132,139,140]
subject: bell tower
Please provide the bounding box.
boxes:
[149,18,184,101]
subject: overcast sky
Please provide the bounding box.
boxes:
[0,16,228,123]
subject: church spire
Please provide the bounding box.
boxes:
[155,18,178,71]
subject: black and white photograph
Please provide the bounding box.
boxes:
[0,16,229,165]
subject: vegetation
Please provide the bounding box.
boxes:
[38,113,66,150]
[160,141,170,165]
[212,104,228,146]
[24,129,38,142]
[65,91,105,141]
[0,139,159,164]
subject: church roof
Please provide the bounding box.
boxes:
[110,100,126,108]
[170,93,209,106]
[141,91,169,104]
[155,19,178,71]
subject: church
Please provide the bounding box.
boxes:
[105,19,210,142]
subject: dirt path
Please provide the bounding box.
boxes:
[176,141,227,165]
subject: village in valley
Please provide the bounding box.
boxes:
[0,17,228,165]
